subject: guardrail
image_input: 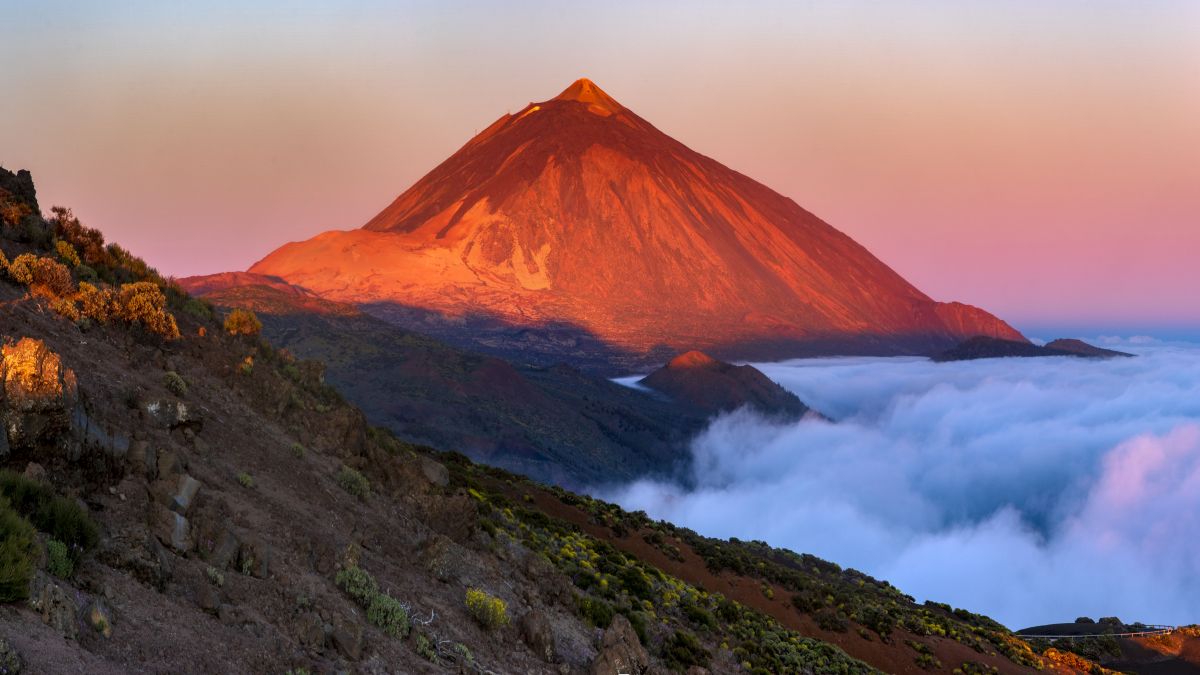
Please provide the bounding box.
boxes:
[1019,625,1175,641]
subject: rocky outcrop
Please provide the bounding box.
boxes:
[590,614,650,675]
[0,337,78,455]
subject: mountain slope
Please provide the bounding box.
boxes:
[0,165,1120,675]
[180,272,705,488]
[639,350,813,419]
[250,79,1024,370]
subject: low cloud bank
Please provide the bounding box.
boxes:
[605,343,1200,628]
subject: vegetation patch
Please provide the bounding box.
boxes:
[465,588,509,630]
[336,465,370,499]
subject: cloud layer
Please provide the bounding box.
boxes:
[606,341,1200,628]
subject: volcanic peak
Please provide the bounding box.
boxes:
[553,77,623,113]
[666,350,720,370]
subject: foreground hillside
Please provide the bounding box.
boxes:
[0,167,1178,674]
[249,79,1023,371]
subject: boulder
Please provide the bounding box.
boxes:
[170,474,202,514]
[0,337,78,454]
[520,610,558,663]
[418,456,449,487]
[28,572,79,640]
[331,619,363,660]
[590,615,649,675]
[151,503,192,553]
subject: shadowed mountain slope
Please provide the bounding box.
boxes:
[180,272,706,488]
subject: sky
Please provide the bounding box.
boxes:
[606,338,1200,628]
[2,1,1197,334]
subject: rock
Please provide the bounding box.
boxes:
[0,337,78,454]
[210,528,241,570]
[170,474,202,514]
[28,572,79,640]
[156,448,183,479]
[331,619,363,660]
[520,610,558,663]
[87,598,113,638]
[72,406,130,462]
[196,583,221,615]
[238,537,271,578]
[589,615,649,675]
[127,439,155,478]
[0,637,22,674]
[152,503,192,553]
[22,461,46,482]
[144,398,203,432]
[418,456,449,487]
[295,611,326,649]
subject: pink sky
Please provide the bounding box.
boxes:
[2,1,1197,333]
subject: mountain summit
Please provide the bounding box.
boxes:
[251,78,1023,368]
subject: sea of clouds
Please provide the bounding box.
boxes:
[605,338,1200,628]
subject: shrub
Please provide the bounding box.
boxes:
[7,253,35,284]
[50,296,80,321]
[368,592,410,637]
[0,471,98,551]
[76,282,115,322]
[465,588,509,630]
[27,254,74,296]
[46,539,73,578]
[181,297,213,321]
[206,566,225,587]
[237,472,254,488]
[291,443,306,458]
[0,190,31,227]
[415,633,438,662]
[0,498,37,602]
[55,240,81,267]
[1075,616,1095,624]
[664,630,710,671]
[164,371,187,397]
[336,566,378,606]
[117,282,180,339]
[224,308,262,337]
[336,466,370,499]
[579,595,614,628]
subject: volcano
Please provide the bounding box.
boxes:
[250,78,1023,368]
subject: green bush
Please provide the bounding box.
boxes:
[0,470,98,551]
[367,592,410,637]
[415,633,438,662]
[336,566,378,606]
[336,466,370,499]
[237,472,254,488]
[46,539,73,578]
[206,566,225,587]
[164,371,187,396]
[465,588,509,630]
[0,499,37,602]
[579,595,614,628]
[290,442,306,458]
[664,630,710,671]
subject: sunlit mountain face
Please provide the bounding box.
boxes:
[250,79,1022,371]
